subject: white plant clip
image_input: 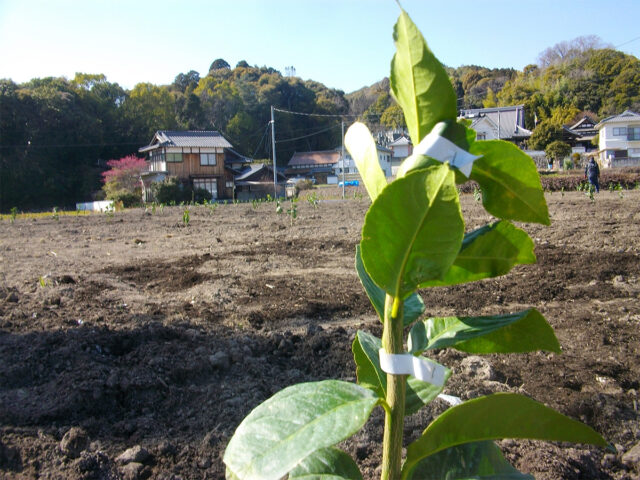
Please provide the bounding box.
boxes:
[413,129,480,177]
[379,349,446,387]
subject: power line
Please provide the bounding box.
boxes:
[616,36,640,48]
[0,141,147,149]
[276,123,342,144]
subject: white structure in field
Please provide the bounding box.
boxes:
[596,110,640,167]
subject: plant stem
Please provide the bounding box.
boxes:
[381,294,406,480]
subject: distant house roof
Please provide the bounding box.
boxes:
[460,105,531,139]
[595,110,640,129]
[234,163,286,185]
[388,136,412,147]
[287,150,340,167]
[139,130,233,153]
[568,115,598,132]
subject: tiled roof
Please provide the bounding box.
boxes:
[596,110,640,128]
[140,130,233,152]
[462,105,531,139]
[288,150,340,167]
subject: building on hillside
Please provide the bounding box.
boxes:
[233,163,287,200]
[561,115,599,153]
[595,110,640,167]
[387,135,413,176]
[459,105,531,147]
[138,130,246,201]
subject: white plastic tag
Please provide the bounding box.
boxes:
[379,349,446,387]
[437,393,463,406]
[413,131,480,177]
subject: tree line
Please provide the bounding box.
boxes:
[1,37,639,211]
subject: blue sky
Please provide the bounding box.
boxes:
[1,0,639,94]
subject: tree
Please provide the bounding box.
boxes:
[101,155,147,204]
[172,70,200,93]
[545,140,572,163]
[209,58,230,72]
[528,119,564,150]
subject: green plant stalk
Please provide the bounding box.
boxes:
[381,294,406,480]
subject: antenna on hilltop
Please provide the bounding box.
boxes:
[285,66,296,77]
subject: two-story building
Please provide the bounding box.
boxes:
[139,130,244,201]
[459,105,531,147]
[596,110,640,167]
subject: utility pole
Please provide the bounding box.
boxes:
[271,106,277,197]
[341,121,345,199]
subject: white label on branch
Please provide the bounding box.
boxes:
[379,349,446,387]
[413,131,480,177]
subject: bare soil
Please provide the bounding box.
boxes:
[1,190,639,480]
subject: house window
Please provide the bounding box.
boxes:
[628,127,640,141]
[629,148,640,157]
[166,153,183,163]
[200,153,217,166]
[477,133,486,140]
[193,178,218,199]
[226,181,234,188]
[613,127,627,136]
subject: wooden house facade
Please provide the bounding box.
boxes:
[139,131,242,201]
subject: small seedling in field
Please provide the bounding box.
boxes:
[286,197,298,225]
[473,185,482,202]
[306,192,319,208]
[208,202,218,215]
[182,207,190,226]
[223,9,610,480]
[10,207,18,223]
[52,207,59,221]
[104,204,115,220]
[275,198,283,214]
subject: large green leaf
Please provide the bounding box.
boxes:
[289,447,363,480]
[421,221,536,288]
[390,10,457,145]
[402,393,611,479]
[352,330,450,415]
[408,309,560,355]
[355,245,425,327]
[469,140,550,226]
[223,380,379,480]
[406,441,533,480]
[361,164,464,299]
[344,122,387,202]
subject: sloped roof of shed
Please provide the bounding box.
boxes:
[288,150,340,167]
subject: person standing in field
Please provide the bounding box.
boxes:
[585,158,600,193]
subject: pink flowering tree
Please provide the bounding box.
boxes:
[101,155,147,205]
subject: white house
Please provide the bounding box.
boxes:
[333,145,393,178]
[596,110,640,167]
[387,136,412,175]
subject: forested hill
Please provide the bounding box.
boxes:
[1,37,639,211]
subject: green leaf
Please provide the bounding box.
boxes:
[420,221,536,288]
[352,330,386,399]
[402,393,611,480]
[469,140,550,226]
[390,10,457,145]
[355,245,425,327]
[289,447,363,480]
[345,122,387,202]
[223,380,379,480]
[408,308,560,355]
[361,164,464,299]
[352,330,450,415]
[406,441,533,480]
